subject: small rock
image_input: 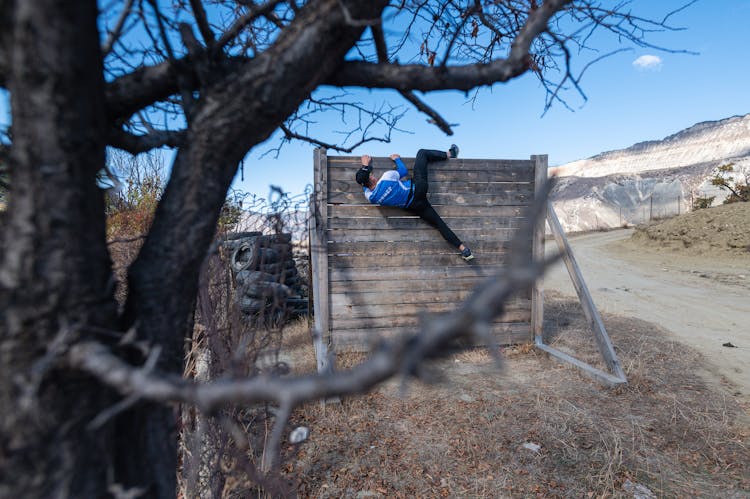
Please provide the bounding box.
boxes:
[289,426,310,444]
[522,442,541,453]
[622,479,656,499]
[356,491,380,498]
[722,342,738,348]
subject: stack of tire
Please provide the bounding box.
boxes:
[223,232,308,325]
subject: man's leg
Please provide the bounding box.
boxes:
[412,149,448,201]
[408,147,473,260]
[413,202,462,249]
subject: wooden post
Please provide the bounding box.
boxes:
[649,196,653,221]
[531,155,547,343]
[311,148,332,374]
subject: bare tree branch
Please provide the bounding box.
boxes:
[108,128,186,154]
[105,59,183,121]
[69,254,556,405]
[331,0,571,91]
[215,0,287,51]
[369,23,388,62]
[277,124,390,153]
[101,0,135,56]
[188,0,215,47]
[261,402,292,473]
[399,90,454,135]
[370,21,454,135]
[68,178,558,411]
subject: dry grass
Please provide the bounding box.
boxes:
[268,293,750,498]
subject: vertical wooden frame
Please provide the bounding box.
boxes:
[531,154,548,342]
[311,148,331,373]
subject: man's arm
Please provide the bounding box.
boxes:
[390,153,408,179]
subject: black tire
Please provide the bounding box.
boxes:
[231,239,260,272]
[226,231,262,241]
[238,296,264,314]
[235,270,276,286]
[257,247,281,264]
[239,282,291,299]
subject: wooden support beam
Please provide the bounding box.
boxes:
[535,343,626,387]
[543,201,627,383]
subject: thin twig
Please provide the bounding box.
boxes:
[102,0,135,56]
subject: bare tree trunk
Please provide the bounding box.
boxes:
[0,0,118,496]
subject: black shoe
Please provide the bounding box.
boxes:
[460,247,474,261]
[449,144,459,159]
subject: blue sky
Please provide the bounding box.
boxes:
[2,1,748,202]
[240,0,750,199]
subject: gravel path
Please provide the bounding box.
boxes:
[543,228,749,403]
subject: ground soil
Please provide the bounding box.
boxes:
[277,295,749,498]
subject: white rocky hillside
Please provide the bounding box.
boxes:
[550,113,750,232]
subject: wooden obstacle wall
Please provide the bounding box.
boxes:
[310,149,548,353]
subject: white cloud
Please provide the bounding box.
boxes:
[632,55,663,71]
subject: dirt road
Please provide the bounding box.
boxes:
[543,228,749,401]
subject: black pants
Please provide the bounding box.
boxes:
[406,149,462,248]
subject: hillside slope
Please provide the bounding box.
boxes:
[632,201,750,256]
[553,114,750,178]
[550,113,750,232]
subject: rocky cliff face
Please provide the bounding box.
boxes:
[551,114,750,232]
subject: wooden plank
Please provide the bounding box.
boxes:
[329,167,534,185]
[332,304,529,321]
[547,202,626,381]
[331,309,530,328]
[531,155,547,343]
[330,275,500,294]
[311,148,331,374]
[328,239,521,255]
[328,156,534,172]
[329,251,511,268]
[331,322,531,351]
[330,275,531,300]
[331,307,531,323]
[329,264,519,282]
[329,204,527,218]
[328,177,535,195]
[329,190,532,206]
[327,215,527,231]
[535,343,626,387]
[331,288,530,307]
[326,227,517,243]
[329,169,536,186]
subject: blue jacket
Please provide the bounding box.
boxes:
[363,158,412,208]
